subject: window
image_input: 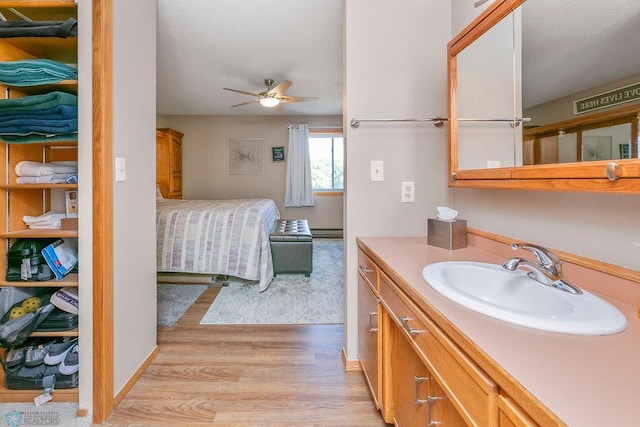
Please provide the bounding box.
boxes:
[309,134,344,191]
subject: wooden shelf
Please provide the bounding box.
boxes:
[0,387,78,403]
[0,37,77,63]
[0,273,78,287]
[0,183,77,190]
[31,328,77,338]
[0,229,77,239]
[5,80,78,96]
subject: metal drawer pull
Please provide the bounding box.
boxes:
[427,394,444,426]
[359,264,374,274]
[369,311,378,332]
[413,376,428,405]
[399,316,426,335]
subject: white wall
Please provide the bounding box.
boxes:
[343,0,451,360]
[112,0,158,394]
[156,114,344,229]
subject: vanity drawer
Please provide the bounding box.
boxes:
[358,249,379,292]
[380,271,498,427]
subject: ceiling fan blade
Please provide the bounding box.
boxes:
[230,99,259,108]
[279,95,319,103]
[268,80,292,96]
[223,87,262,97]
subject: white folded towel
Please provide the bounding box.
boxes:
[15,161,77,177]
[16,175,69,184]
[23,211,67,229]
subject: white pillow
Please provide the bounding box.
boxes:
[156,185,164,200]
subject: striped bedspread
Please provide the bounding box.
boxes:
[156,198,280,292]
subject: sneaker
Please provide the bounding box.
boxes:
[25,340,55,367]
[4,346,26,368]
[43,338,77,365]
[58,344,78,375]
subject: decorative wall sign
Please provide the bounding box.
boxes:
[228,138,264,175]
[574,82,640,115]
[272,146,285,161]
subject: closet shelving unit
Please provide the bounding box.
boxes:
[0,0,78,402]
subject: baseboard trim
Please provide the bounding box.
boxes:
[342,347,362,372]
[113,345,160,406]
[311,228,343,238]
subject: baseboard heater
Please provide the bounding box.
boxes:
[310,228,343,238]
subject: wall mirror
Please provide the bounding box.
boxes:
[448,0,640,192]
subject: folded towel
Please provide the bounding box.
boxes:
[0,132,77,144]
[16,176,68,184]
[0,18,77,38]
[0,59,77,86]
[15,161,77,177]
[23,211,67,229]
[0,118,77,135]
[0,105,77,122]
[0,91,77,114]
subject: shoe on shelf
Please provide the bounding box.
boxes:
[4,345,26,368]
[58,344,78,375]
[43,338,77,366]
[25,339,55,367]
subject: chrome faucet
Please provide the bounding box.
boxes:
[502,243,582,294]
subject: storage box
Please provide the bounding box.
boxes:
[427,218,467,250]
[60,217,78,230]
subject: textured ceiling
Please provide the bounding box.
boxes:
[156,0,343,116]
[522,0,640,108]
[155,0,639,116]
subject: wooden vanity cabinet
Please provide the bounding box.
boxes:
[156,128,183,199]
[358,245,504,426]
[357,250,386,416]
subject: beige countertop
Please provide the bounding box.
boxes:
[358,236,640,427]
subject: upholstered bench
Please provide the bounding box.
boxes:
[269,219,313,277]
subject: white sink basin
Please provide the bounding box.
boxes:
[422,261,627,335]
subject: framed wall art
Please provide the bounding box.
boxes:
[228,138,264,175]
[272,146,285,161]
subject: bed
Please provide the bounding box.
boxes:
[156,198,280,292]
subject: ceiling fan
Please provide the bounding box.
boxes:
[223,78,318,108]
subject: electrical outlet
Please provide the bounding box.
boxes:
[401,181,415,202]
[370,161,384,181]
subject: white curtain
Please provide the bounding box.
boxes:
[285,124,315,207]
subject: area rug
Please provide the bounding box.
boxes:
[157,284,208,327]
[200,238,343,325]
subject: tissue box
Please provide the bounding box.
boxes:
[427,218,467,250]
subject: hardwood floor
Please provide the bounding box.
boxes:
[103,285,387,426]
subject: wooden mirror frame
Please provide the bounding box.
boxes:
[447,0,640,193]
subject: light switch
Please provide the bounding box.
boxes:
[115,157,126,182]
[370,161,384,181]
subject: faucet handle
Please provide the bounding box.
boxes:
[510,243,561,271]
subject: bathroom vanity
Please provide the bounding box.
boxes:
[357,234,640,426]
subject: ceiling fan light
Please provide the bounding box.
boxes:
[259,97,280,108]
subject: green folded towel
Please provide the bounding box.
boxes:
[0,91,77,113]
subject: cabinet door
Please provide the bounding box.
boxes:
[498,394,538,427]
[390,321,429,427]
[390,320,467,427]
[358,274,380,407]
